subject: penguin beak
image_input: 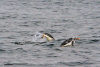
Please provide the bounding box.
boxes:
[41,34,45,38]
[74,38,80,40]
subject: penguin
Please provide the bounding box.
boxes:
[41,33,55,41]
[60,38,80,47]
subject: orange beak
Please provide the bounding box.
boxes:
[74,38,80,40]
[41,34,45,38]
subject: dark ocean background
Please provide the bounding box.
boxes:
[0,0,100,67]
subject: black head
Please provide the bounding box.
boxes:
[44,33,54,39]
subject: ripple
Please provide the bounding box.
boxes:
[56,39,66,41]
[91,39,99,42]
[15,48,27,52]
[58,61,93,66]
[19,24,29,27]
[79,51,91,54]
[54,1,64,6]
[54,48,62,51]
[4,63,28,66]
[4,63,56,67]
[89,39,100,43]
[46,55,58,58]
[46,53,58,57]
[13,42,25,45]
[45,44,55,48]
[92,35,100,38]
[0,49,6,52]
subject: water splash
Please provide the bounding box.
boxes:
[32,32,47,42]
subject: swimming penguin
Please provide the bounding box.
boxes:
[60,38,80,47]
[41,33,55,41]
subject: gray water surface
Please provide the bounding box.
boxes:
[0,0,100,67]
